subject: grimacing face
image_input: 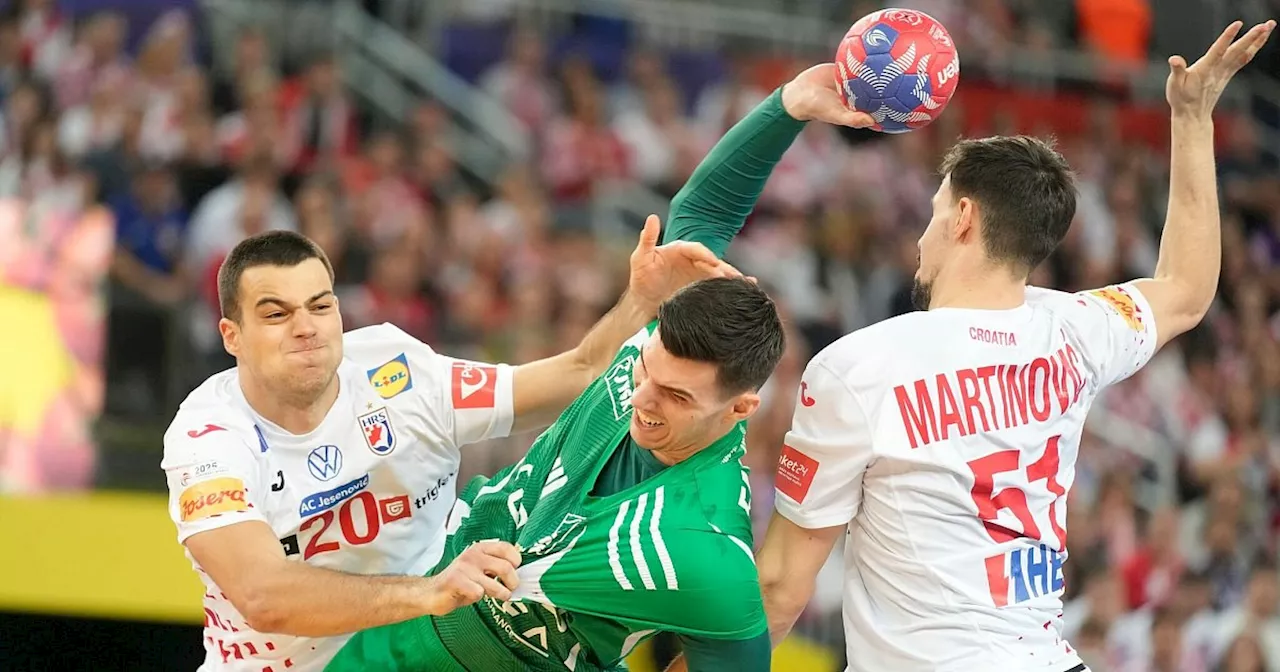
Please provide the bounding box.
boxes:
[219,259,344,405]
[627,331,760,459]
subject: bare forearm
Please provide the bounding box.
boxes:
[511,292,653,432]
[1156,115,1220,313]
[244,564,432,637]
[755,516,840,646]
[572,291,653,378]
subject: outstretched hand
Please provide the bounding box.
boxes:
[781,63,877,128]
[1167,20,1275,119]
[628,214,747,311]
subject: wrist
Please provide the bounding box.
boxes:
[1170,111,1215,129]
[779,83,809,122]
[419,576,447,616]
[619,289,658,326]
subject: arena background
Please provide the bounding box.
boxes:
[1,0,1279,670]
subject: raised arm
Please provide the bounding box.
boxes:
[510,66,874,434]
[663,64,873,255]
[1127,20,1274,351]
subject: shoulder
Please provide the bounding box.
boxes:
[1025,285,1101,319]
[658,516,764,636]
[668,466,756,571]
[620,321,656,356]
[813,310,938,372]
[162,371,262,469]
[1026,284,1147,324]
[342,323,450,401]
[342,322,436,360]
[1028,283,1154,344]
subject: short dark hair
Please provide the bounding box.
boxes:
[218,230,334,321]
[656,277,785,396]
[939,135,1077,272]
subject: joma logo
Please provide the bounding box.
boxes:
[607,356,636,420]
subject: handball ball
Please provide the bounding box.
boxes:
[835,8,959,133]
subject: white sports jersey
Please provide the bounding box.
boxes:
[160,323,515,672]
[776,283,1157,672]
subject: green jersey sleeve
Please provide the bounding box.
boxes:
[661,86,807,257]
[679,630,772,672]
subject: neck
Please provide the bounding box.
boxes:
[652,442,700,467]
[239,372,339,435]
[930,259,1027,311]
[653,422,737,466]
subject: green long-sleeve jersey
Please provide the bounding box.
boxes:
[326,87,807,672]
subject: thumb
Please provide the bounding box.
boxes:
[636,214,662,252]
[1169,55,1189,74]
[844,110,876,129]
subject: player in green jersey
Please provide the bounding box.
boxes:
[327,64,873,672]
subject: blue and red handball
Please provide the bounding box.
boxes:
[835,8,960,133]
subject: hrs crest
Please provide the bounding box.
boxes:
[359,407,397,455]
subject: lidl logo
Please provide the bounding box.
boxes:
[368,354,413,399]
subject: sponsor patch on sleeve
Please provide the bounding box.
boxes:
[451,362,497,409]
[179,477,250,522]
[776,445,820,504]
[1086,286,1144,332]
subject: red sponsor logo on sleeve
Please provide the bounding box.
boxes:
[776,445,820,504]
[451,362,497,409]
[187,424,226,438]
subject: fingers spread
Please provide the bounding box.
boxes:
[1203,21,1245,65]
[1231,21,1276,69]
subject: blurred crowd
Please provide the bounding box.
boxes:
[1,0,1279,670]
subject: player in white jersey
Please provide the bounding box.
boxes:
[749,20,1276,672]
[161,215,741,672]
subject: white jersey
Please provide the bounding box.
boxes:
[160,323,515,672]
[776,283,1158,672]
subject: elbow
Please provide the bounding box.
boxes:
[759,571,810,627]
[764,586,809,624]
[237,590,291,634]
[230,574,295,635]
[1173,294,1214,337]
[572,346,610,383]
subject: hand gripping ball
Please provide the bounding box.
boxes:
[835,8,959,133]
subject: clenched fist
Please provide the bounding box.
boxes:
[423,541,522,615]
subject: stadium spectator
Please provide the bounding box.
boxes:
[479,26,555,134]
